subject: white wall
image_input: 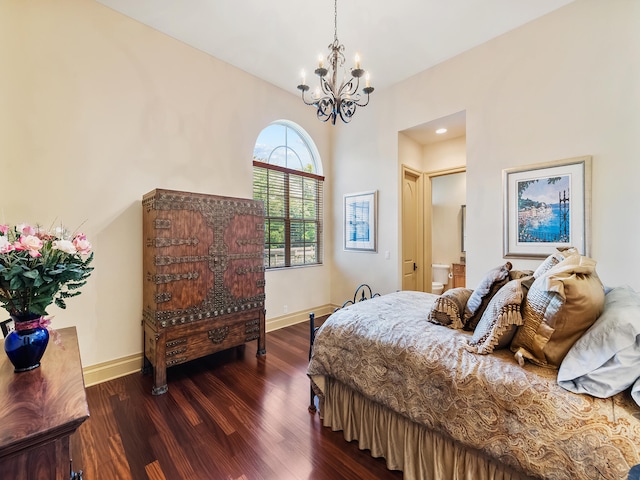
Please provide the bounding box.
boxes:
[0,0,333,367]
[331,0,640,303]
[398,132,424,171]
[423,135,467,172]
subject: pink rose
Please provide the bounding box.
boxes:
[0,236,14,253]
[0,224,8,235]
[14,235,43,257]
[16,224,36,236]
[72,233,92,255]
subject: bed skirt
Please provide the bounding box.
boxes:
[320,377,535,480]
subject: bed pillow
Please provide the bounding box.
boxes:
[557,285,640,403]
[428,288,473,329]
[532,247,580,278]
[509,269,534,281]
[511,255,605,368]
[466,278,529,354]
[463,262,513,331]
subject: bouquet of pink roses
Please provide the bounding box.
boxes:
[0,223,94,317]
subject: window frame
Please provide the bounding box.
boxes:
[252,122,324,270]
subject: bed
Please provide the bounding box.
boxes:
[307,257,640,480]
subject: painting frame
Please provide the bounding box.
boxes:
[344,190,377,252]
[503,156,591,259]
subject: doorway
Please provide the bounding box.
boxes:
[401,167,466,292]
[430,170,467,292]
[399,111,467,292]
[431,171,467,270]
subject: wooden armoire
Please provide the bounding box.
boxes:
[142,189,266,395]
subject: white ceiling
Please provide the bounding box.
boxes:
[96,0,574,93]
[402,110,467,145]
[94,0,573,142]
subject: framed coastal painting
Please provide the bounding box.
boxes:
[344,190,377,252]
[503,156,591,258]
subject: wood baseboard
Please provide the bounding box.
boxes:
[83,353,142,387]
[82,304,337,386]
[265,304,336,332]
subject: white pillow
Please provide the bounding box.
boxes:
[557,285,640,404]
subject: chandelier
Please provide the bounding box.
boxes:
[297,0,374,125]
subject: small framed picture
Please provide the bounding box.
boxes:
[344,190,378,252]
[1,318,15,338]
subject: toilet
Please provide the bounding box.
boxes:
[432,264,451,295]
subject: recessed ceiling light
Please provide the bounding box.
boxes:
[435,128,447,134]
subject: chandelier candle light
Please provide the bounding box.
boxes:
[297,0,374,124]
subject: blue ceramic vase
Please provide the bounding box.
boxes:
[3,313,50,372]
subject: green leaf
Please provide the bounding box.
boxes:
[60,290,81,299]
[9,276,24,290]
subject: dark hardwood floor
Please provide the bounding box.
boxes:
[71,320,403,480]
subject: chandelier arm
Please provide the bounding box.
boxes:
[338,75,359,98]
[319,75,335,98]
[299,89,318,107]
[352,92,371,107]
[338,100,355,124]
[316,97,336,123]
[318,110,333,123]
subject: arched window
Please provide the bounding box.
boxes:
[253,120,324,269]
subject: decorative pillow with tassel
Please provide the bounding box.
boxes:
[428,288,473,329]
[463,262,513,331]
[466,278,530,354]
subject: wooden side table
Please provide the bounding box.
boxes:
[0,327,89,479]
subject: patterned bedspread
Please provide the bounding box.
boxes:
[307,291,640,480]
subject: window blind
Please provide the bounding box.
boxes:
[253,161,324,268]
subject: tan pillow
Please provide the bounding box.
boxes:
[466,278,528,354]
[463,262,513,331]
[511,255,605,368]
[428,288,473,329]
[509,269,534,281]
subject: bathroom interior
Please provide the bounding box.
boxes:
[431,171,466,294]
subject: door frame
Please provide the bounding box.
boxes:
[423,166,466,292]
[401,165,466,293]
[401,165,424,291]
[408,165,467,292]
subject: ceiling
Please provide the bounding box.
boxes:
[96,0,574,93]
[95,0,573,142]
